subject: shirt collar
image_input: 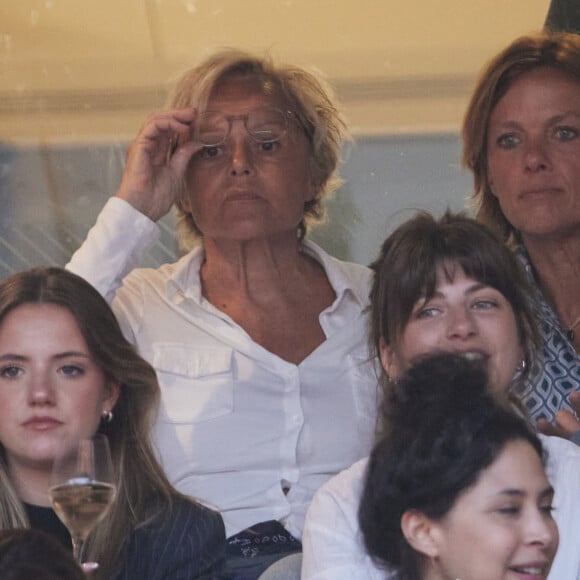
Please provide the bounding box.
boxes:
[163,240,367,307]
[515,243,534,282]
[300,240,367,308]
[515,243,561,329]
[165,246,205,303]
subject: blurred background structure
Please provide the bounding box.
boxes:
[0,1,553,276]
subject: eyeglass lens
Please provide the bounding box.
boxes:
[196,108,288,147]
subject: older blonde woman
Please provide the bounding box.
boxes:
[67,49,377,578]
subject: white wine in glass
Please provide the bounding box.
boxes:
[49,435,116,565]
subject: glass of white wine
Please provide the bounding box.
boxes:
[49,434,117,565]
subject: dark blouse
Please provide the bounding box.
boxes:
[25,497,225,579]
[24,503,72,550]
[109,496,225,580]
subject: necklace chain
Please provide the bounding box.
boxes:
[566,315,580,342]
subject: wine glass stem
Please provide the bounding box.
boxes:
[72,536,85,564]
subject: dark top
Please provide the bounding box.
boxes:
[26,496,225,579]
[110,496,225,580]
[24,503,72,550]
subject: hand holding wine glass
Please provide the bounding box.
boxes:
[49,434,117,566]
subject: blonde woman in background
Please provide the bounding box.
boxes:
[463,32,580,439]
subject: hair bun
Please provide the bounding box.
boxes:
[388,352,491,437]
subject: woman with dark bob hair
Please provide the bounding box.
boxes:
[0,268,224,579]
[462,31,580,435]
[301,211,580,579]
[359,352,558,580]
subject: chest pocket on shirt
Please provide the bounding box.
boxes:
[153,344,234,424]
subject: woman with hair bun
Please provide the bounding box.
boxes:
[360,352,558,580]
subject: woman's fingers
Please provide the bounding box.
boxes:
[537,417,567,438]
[568,391,580,416]
[81,562,99,575]
[132,108,197,165]
[116,108,200,221]
[537,408,580,441]
[554,408,580,435]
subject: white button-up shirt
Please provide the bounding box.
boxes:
[302,435,580,580]
[68,198,379,538]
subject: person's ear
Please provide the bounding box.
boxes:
[178,192,192,214]
[400,510,441,559]
[379,336,401,381]
[103,380,120,413]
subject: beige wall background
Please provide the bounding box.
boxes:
[0,0,553,278]
[1,0,549,142]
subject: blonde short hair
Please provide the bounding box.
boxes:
[167,48,349,251]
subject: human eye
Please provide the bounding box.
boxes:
[417,308,440,319]
[257,140,280,152]
[0,365,23,379]
[472,298,499,310]
[554,125,578,141]
[496,133,520,149]
[470,287,504,310]
[58,364,85,378]
[198,146,222,159]
[539,492,556,516]
[415,303,441,319]
[496,504,521,517]
[411,295,442,319]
